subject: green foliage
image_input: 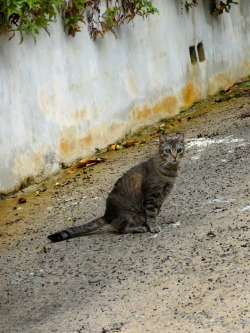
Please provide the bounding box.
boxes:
[0,0,239,44]
[63,0,89,37]
[0,0,64,43]
[135,0,159,16]
[0,0,159,42]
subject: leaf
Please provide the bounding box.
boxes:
[121,140,138,148]
[67,168,75,174]
[18,198,27,204]
[107,144,120,151]
[75,157,106,168]
[66,217,72,221]
[38,246,51,253]
[207,231,216,238]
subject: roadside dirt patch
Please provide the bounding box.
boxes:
[0,88,249,333]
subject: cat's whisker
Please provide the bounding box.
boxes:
[160,160,169,168]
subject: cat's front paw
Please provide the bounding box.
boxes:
[148,224,162,233]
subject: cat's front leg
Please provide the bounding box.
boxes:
[145,206,161,233]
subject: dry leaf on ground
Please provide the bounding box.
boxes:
[75,158,106,168]
[121,140,138,148]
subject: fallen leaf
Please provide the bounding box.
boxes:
[66,217,72,221]
[207,231,216,238]
[75,157,106,168]
[224,84,234,92]
[67,168,75,174]
[38,246,51,254]
[18,198,27,204]
[121,140,138,148]
[107,144,120,151]
[55,182,61,186]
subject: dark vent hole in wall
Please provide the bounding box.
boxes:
[197,42,206,62]
[189,46,198,64]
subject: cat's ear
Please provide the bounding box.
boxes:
[178,133,184,144]
[159,134,167,145]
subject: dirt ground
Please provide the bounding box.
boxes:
[0,84,250,333]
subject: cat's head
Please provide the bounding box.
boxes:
[158,134,185,168]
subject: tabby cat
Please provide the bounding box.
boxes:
[48,134,185,242]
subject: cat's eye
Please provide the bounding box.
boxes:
[177,147,183,153]
[164,148,171,154]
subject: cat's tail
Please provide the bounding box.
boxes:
[47,217,107,242]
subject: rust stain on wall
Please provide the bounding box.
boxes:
[59,122,126,162]
[135,105,152,121]
[182,82,201,108]
[60,139,71,156]
[12,150,43,185]
[207,72,232,95]
[153,96,178,116]
[129,94,179,123]
[243,59,250,71]
[74,107,88,122]
[79,134,92,147]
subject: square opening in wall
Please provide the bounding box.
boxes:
[197,42,206,62]
[189,46,198,64]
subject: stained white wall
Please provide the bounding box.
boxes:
[1,0,250,194]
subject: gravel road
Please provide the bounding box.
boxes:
[0,84,249,333]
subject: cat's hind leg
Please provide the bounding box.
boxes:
[111,219,148,234]
[111,218,128,234]
[125,226,148,233]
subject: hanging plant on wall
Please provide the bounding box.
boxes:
[0,0,239,44]
[0,0,159,43]
[182,0,238,14]
[210,0,238,16]
[0,0,63,43]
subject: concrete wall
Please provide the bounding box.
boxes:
[1,0,250,194]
